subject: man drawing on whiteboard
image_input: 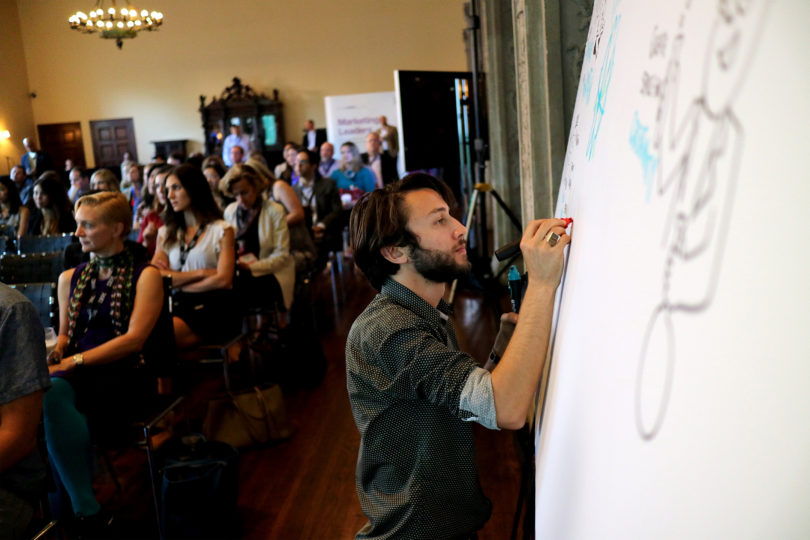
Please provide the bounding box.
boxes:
[346,173,570,539]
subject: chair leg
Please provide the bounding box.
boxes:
[144,395,185,540]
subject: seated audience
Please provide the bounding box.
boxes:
[222,123,253,167]
[44,192,163,532]
[331,142,376,194]
[152,164,238,349]
[0,284,50,538]
[242,158,315,271]
[122,162,143,212]
[67,167,91,203]
[221,164,295,312]
[167,152,184,166]
[318,142,339,179]
[138,165,172,258]
[274,143,300,185]
[202,156,232,211]
[292,151,343,265]
[229,145,246,167]
[27,172,76,236]
[0,176,30,239]
[362,132,398,187]
[90,169,120,192]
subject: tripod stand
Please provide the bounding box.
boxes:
[448,181,523,305]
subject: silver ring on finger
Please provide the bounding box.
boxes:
[545,231,560,247]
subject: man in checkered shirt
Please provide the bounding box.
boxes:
[346,173,571,539]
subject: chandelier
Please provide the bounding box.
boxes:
[68,1,163,49]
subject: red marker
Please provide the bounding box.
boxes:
[561,217,573,227]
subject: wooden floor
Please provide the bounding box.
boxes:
[103,260,527,539]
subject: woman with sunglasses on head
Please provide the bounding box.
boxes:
[151,164,238,349]
[44,191,163,533]
[220,163,295,313]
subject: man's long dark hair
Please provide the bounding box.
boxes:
[349,173,456,291]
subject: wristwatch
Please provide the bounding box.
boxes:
[72,353,84,367]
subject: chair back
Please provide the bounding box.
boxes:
[9,282,57,329]
[139,275,178,381]
[18,234,75,255]
[0,224,16,254]
[0,252,65,284]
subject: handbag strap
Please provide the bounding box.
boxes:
[227,385,280,444]
[252,385,281,435]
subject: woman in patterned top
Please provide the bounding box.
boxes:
[44,191,163,527]
[152,164,238,349]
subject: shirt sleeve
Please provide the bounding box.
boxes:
[459,367,499,430]
[369,320,496,427]
[0,297,50,406]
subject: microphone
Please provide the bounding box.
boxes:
[494,240,520,262]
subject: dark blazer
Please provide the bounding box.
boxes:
[361,152,399,186]
[292,174,343,251]
[20,151,55,179]
[301,129,328,152]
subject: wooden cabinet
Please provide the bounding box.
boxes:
[199,77,285,163]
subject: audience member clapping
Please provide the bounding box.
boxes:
[152,164,238,349]
[27,172,76,236]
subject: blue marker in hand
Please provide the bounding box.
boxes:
[508,265,523,313]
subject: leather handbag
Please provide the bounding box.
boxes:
[202,384,291,448]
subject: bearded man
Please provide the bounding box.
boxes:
[346,173,571,539]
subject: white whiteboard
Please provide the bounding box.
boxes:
[535,1,810,538]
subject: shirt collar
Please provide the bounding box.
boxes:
[381,277,454,325]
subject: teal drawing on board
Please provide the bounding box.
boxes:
[586,13,621,161]
[629,111,658,201]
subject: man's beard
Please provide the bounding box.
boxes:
[410,242,471,283]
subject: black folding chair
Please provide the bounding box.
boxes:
[8,282,57,329]
[0,224,16,254]
[18,234,75,255]
[0,252,64,284]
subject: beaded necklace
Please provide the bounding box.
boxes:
[66,249,135,349]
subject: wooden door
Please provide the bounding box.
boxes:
[89,118,137,168]
[38,122,85,169]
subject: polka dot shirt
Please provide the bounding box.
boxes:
[346,278,496,539]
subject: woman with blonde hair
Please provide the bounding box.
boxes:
[331,141,376,193]
[44,191,163,530]
[239,157,316,270]
[221,163,295,311]
[90,168,120,192]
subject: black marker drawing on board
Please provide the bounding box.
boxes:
[636,0,771,440]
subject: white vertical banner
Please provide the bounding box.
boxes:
[324,91,396,152]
